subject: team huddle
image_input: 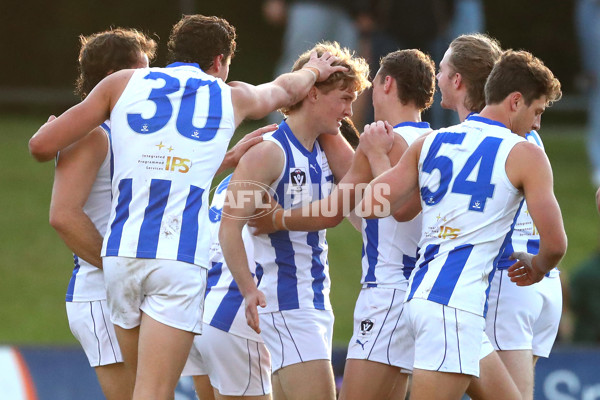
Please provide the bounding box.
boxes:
[29,13,566,400]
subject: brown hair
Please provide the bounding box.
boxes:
[447,34,503,112]
[340,118,360,149]
[76,28,156,99]
[378,49,435,111]
[485,50,562,106]
[280,41,371,115]
[167,14,236,71]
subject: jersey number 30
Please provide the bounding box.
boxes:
[127,71,222,142]
[421,132,502,212]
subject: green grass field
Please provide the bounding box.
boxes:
[0,114,596,346]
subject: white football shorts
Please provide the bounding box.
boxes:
[182,323,272,396]
[103,256,206,333]
[394,298,485,377]
[346,287,411,368]
[66,300,123,367]
[485,269,562,357]
[259,308,334,373]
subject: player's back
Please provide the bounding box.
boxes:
[361,122,431,289]
[407,115,526,316]
[103,63,235,268]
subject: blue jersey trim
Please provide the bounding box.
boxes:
[466,115,507,129]
[307,231,326,309]
[205,261,223,298]
[105,179,133,256]
[166,62,201,70]
[136,179,171,258]
[210,279,244,332]
[65,255,81,302]
[269,232,300,310]
[394,121,431,129]
[408,244,440,301]
[364,219,379,283]
[402,253,417,280]
[280,120,318,158]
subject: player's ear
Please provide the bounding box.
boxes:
[383,75,393,93]
[453,72,462,89]
[307,86,319,103]
[509,92,522,111]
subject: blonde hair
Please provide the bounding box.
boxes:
[280,41,371,115]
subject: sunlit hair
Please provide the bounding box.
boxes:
[76,28,156,99]
[167,14,236,71]
[339,118,360,149]
[448,33,502,112]
[378,49,435,111]
[280,41,371,115]
[485,50,562,106]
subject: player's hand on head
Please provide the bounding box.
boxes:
[507,251,545,286]
[244,289,267,334]
[358,121,394,157]
[304,50,348,82]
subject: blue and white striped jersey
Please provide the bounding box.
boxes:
[101,63,235,268]
[65,123,112,302]
[252,121,334,313]
[407,115,526,316]
[361,122,431,289]
[497,131,559,278]
[203,175,263,341]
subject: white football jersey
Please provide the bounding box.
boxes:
[102,63,235,268]
[406,115,526,316]
[497,131,559,278]
[203,175,263,341]
[361,121,431,289]
[252,121,334,313]
[66,122,112,302]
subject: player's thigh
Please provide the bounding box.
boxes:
[275,360,335,400]
[497,350,535,400]
[466,350,521,400]
[411,369,472,400]
[192,375,216,400]
[339,359,408,400]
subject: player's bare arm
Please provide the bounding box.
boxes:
[356,134,424,219]
[230,51,348,126]
[506,141,567,285]
[29,70,133,162]
[219,140,284,333]
[215,123,278,175]
[49,127,108,268]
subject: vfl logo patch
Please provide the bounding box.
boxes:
[290,168,307,186]
[359,318,375,338]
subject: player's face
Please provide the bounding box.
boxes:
[315,86,357,135]
[372,69,384,114]
[437,48,456,110]
[513,95,546,136]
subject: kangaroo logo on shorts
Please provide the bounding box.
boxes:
[359,318,375,337]
[290,168,307,186]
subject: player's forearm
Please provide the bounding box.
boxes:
[49,209,103,268]
[366,153,392,177]
[536,233,567,273]
[271,68,318,109]
[219,222,259,297]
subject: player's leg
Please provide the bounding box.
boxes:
[497,350,534,400]
[133,312,195,400]
[274,360,336,400]
[95,363,134,400]
[339,359,408,400]
[112,325,138,398]
[192,375,216,400]
[466,350,521,400]
[410,369,472,400]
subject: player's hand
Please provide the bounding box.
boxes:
[228,124,277,167]
[244,289,267,333]
[303,51,348,82]
[358,120,394,158]
[507,251,546,286]
[248,199,282,235]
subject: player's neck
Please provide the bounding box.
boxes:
[376,104,421,127]
[456,95,473,122]
[478,104,511,129]
[285,115,319,152]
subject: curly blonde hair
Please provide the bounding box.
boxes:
[280,41,371,115]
